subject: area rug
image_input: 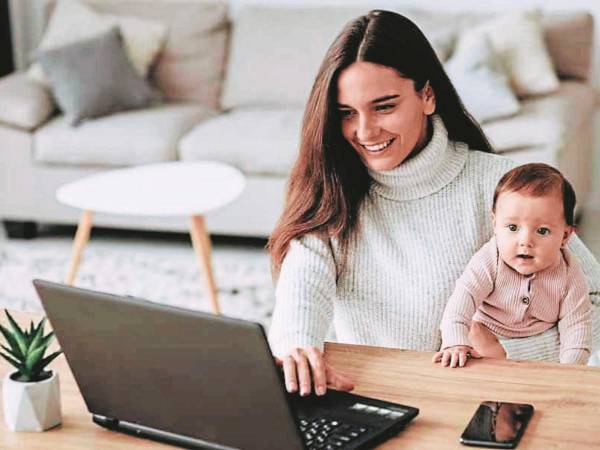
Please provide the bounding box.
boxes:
[0,235,275,327]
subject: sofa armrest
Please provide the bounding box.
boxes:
[0,72,55,130]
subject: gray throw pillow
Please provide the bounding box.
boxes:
[37,26,160,126]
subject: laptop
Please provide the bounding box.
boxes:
[33,279,419,450]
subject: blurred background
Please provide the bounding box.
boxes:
[0,0,598,319]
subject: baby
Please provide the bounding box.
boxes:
[434,163,591,368]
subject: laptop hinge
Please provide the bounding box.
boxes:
[93,414,119,429]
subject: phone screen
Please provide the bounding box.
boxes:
[460,401,534,448]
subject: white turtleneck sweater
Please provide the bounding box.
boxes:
[268,115,600,362]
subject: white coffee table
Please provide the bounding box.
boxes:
[56,161,246,315]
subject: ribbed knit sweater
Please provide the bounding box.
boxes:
[440,236,591,364]
[268,115,600,362]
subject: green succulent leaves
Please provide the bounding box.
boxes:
[0,310,62,382]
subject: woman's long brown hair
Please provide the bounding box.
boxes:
[268,10,493,276]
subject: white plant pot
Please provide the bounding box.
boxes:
[2,371,62,431]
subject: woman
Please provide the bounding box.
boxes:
[267,10,600,396]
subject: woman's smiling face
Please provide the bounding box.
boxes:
[337,61,436,171]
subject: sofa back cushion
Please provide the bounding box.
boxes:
[40,0,229,109]
[220,6,459,110]
[221,6,594,109]
[221,7,365,110]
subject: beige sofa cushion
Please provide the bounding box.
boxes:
[542,12,594,81]
[221,7,457,110]
[221,7,364,110]
[87,0,229,108]
[482,81,594,153]
[179,108,303,176]
[34,103,212,167]
[0,73,54,130]
[40,0,229,108]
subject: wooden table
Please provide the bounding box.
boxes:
[1,311,599,449]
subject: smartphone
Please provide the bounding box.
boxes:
[460,401,534,448]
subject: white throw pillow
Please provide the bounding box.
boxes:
[472,10,559,97]
[445,30,520,124]
[28,0,167,85]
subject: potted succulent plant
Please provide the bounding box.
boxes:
[0,310,62,431]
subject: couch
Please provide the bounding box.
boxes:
[0,1,595,238]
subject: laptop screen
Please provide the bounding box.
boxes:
[33,280,305,450]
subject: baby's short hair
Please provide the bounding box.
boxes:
[492,163,576,226]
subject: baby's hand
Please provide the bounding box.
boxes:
[432,346,480,368]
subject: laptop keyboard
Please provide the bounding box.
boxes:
[298,417,369,450]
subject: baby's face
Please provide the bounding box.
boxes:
[493,190,573,276]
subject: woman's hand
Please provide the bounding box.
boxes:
[275,346,355,396]
[432,345,481,368]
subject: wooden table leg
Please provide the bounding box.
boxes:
[65,210,94,285]
[189,215,220,315]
